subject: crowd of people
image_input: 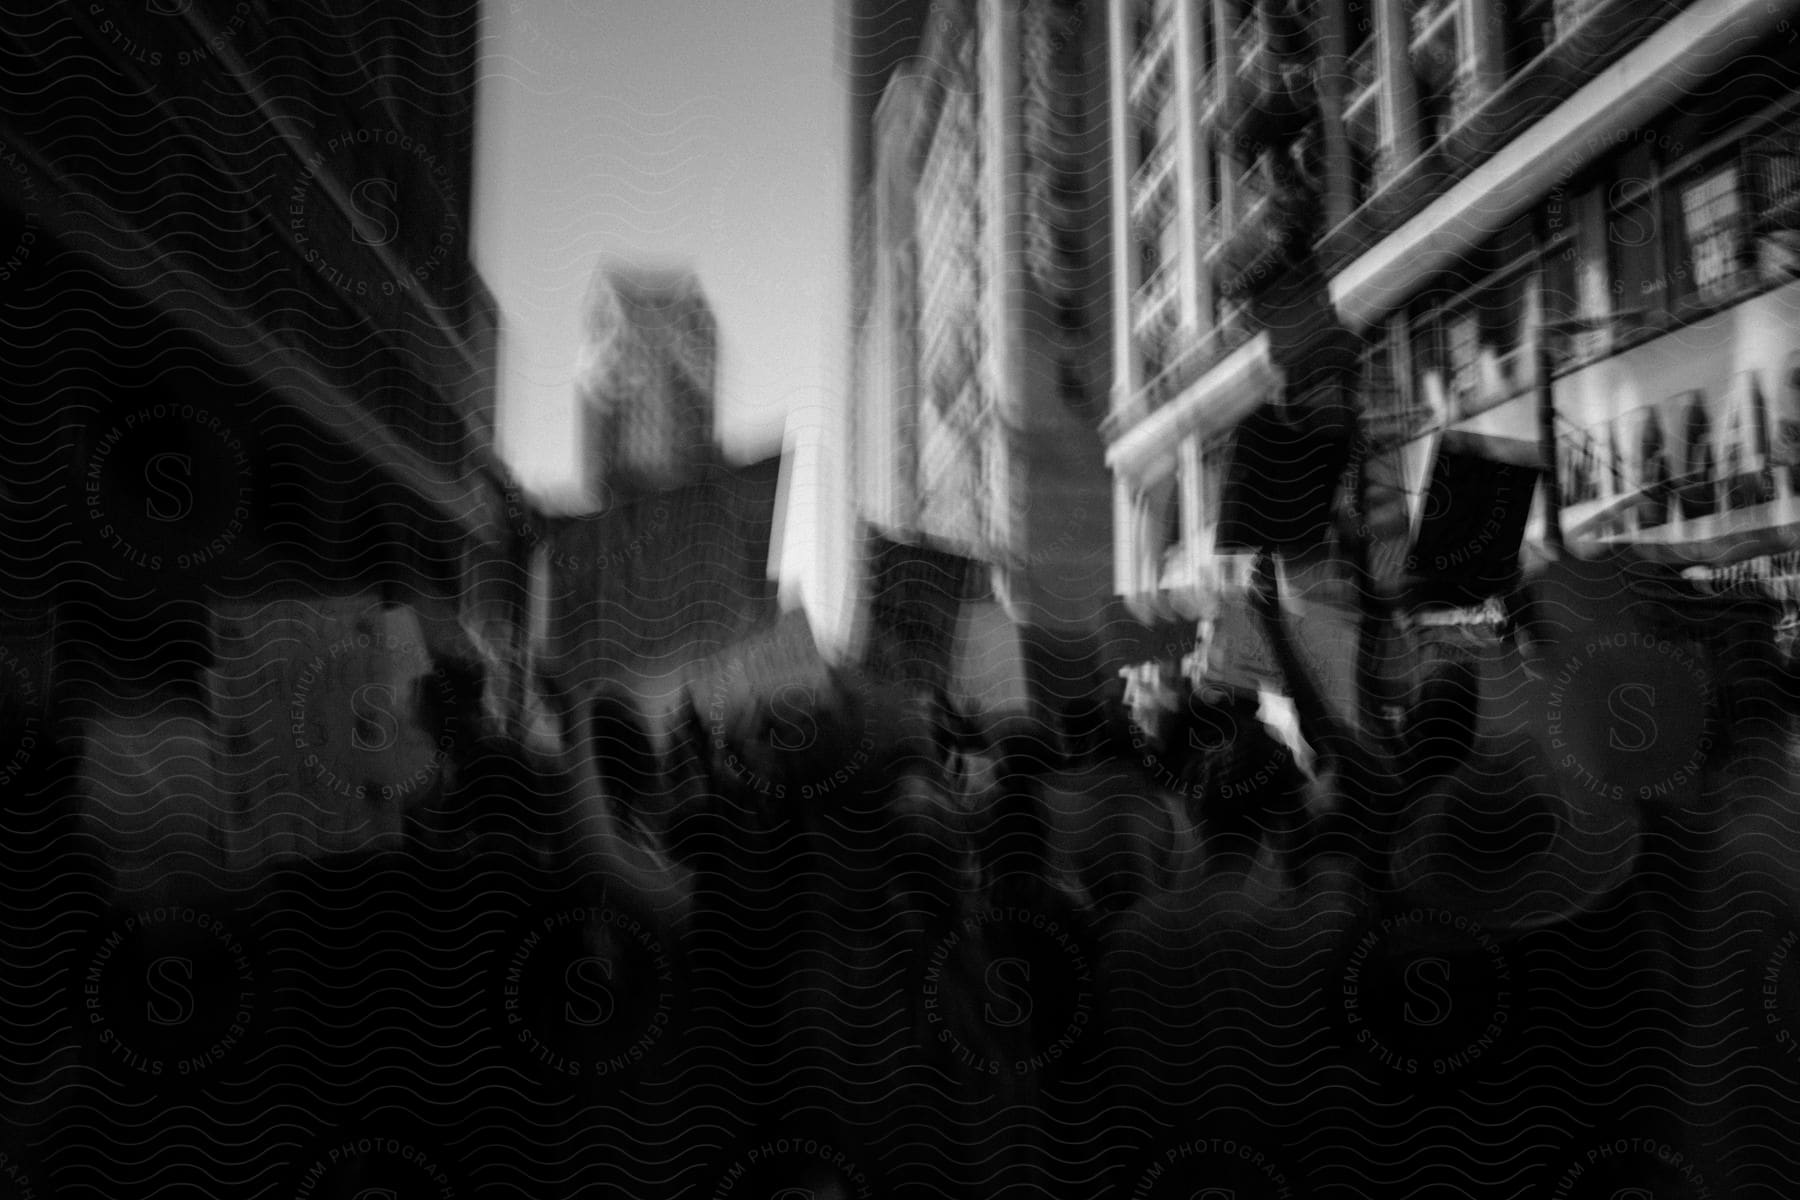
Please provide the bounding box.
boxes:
[6,553,1800,1196]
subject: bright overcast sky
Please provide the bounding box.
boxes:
[471,0,851,628]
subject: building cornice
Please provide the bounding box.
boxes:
[1329,0,1799,331]
[1105,331,1282,486]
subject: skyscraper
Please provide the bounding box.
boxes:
[576,263,719,504]
[0,0,516,703]
[848,0,1124,724]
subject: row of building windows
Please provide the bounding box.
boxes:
[1122,13,1800,418]
[1124,90,1800,593]
[1341,0,1592,206]
[1125,0,1654,247]
[1357,97,1800,435]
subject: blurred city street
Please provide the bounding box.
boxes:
[7,0,1800,1197]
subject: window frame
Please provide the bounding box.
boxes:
[1669,152,1752,312]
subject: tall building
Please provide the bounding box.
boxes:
[576,263,719,503]
[0,2,519,879]
[848,0,1128,725]
[1104,0,1800,716]
[528,453,784,725]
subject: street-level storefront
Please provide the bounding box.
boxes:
[1455,278,1800,570]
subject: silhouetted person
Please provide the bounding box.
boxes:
[581,683,661,841]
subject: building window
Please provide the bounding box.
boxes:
[1139,307,1177,382]
[1231,156,1269,222]
[1750,129,1800,285]
[1414,269,1533,417]
[1368,323,1408,415]
[1139,236,1162,279]
[1132,477,1176,593]
[1411,10,1463,145]
[1137,119,1159,167]
[1409,307,1447,412]
[1560,424,1605,506]
[1348,136,1376,209]
[1444,308,1481,410]
[1159,477,1184,577]
[1133,0,1157,54]
[1158,210,1182,274]
[1541,184,1612,367]
[1677,161,1749,306]
[1505,0,1555,73]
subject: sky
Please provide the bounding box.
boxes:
[470,0,851,628]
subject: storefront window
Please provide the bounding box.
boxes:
[1559,422,1606,507]
[1615,405,1672,530]
[1674,389,1718,520]
[1719,370,1777,511]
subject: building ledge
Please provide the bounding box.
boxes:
[1105,332,1282,487]
[1577,498,1800,564]
[1329,0,1793,330]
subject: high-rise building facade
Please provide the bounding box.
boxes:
[0,1,522,882]
[848,0,1125,721]
[1105,0,1800,705]
[0,2,514,613]
[576,264,719,504]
